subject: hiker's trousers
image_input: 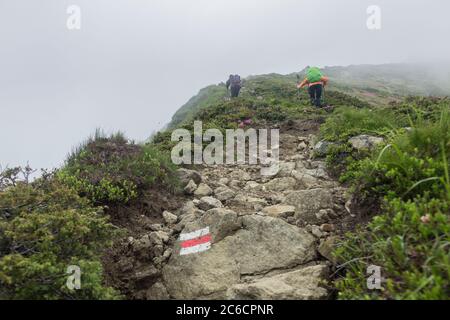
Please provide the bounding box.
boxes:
[230,85,241,98]
[308,84,323,107]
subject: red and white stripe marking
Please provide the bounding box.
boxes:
[179,227,212,256]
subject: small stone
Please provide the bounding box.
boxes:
[146,282,170,300]
[133,266,160,281]
[214,187,236,201]
[311,225,324,238]
[345,199,352,214]
[177,168,202,186]
[184,180,197,195]
[132,235,152,252]
[149,223,164,231]
[153,244,164,257]
[320,224,336,233]
[298,136,308,142]
[194,183,213,197]
[315,209,329,222]
[163,211,178,225]
[175,213,197,232]
[314,141,335,157]
[198,197,223,211]
[163,248,173,260]
[297,141,308,151]
[149,231,170,245]
[180,201,196,216]
[318,237,338,264]
[244,181,261,191]
[229,180,242,189]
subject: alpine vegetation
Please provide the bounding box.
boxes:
[2,64,449,301]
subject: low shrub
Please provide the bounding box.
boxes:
[320,106,404,143]
[342,110,450,201]
[58,130,179,205]
[335,197,449,300]
[0,170,120,300]
[334,109,450,300]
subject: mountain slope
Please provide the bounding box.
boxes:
[167,63,450,129]
[1,64,448,300]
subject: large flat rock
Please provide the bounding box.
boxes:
[226,264,329,300]
[162,212,316,299]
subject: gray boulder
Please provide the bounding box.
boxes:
[162,215,316,299]
[314,141,335,157]
[163,211,178,225]
[228,194,268,210]
[277,162,296,177]
[285,188,334,223]
[226,265,329,300]
[349,135,384,151]
[264,177,297,192]
[149,231,170,245]
[214,187,236,201]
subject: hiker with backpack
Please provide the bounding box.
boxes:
[297,67,329,107]
[226,74,242,98]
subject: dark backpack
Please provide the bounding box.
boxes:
[230,75,241,87]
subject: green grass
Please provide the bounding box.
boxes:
[332,105,450,300]
[320,106,404,142]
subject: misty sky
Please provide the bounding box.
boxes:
[1,0,450,170]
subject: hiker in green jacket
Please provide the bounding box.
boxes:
[297,67,329,107]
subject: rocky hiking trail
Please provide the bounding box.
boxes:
[107,120,358,300]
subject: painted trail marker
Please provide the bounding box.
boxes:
[179,227,212,256]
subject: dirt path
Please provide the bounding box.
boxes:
[105,120,355,300]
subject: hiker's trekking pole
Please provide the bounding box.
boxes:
[296,74,301,100]
[322,84,326,105]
